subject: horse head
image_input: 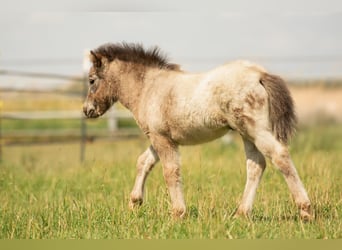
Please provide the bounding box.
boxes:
[83,51,118,118]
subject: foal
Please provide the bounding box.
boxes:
[83,42,313,220]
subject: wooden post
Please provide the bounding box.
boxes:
[80,50,91,163]
[107,107,118,135]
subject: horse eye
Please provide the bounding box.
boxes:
[89,79,95,85]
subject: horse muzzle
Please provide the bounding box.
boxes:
[83,102,100,118]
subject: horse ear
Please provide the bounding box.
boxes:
[90,50,102,68]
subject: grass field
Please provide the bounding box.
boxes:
[0,124,341,239]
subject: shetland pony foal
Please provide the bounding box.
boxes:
[83,43,313,220]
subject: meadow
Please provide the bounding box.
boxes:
[0,124,341,239]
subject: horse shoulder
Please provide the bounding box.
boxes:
[135,77,177,136]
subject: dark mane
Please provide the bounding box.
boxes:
[93,42,180,71]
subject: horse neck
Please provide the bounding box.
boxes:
[113,62,177,114]
[115,63,147,114]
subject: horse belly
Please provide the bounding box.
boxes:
[167,104,231,145]
[171,126,230,145]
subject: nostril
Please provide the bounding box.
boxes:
[87,109,94,117]
[83,102,96,117]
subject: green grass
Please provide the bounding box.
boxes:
[0,125,341,239]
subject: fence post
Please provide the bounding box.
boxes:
[107,107,118,135]
[80,50,90,163]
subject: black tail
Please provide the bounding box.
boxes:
[259,73,297,144]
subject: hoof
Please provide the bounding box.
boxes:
[129,196,143,210]
[233,208,251,219]
[172,207,186,219]
[299,203,314,222]
[300,209,314,222]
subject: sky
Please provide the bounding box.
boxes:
[1,0,342,89]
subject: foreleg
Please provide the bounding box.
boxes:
[129,146,159,209]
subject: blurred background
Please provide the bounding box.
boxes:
[1,0,342,161]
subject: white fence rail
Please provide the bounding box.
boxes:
[0,106,138,162]
[0,65,137,162]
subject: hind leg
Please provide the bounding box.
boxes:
[254,131,313,220]
[235,138,266,218]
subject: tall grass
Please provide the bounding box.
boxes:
[0,125,341,239]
